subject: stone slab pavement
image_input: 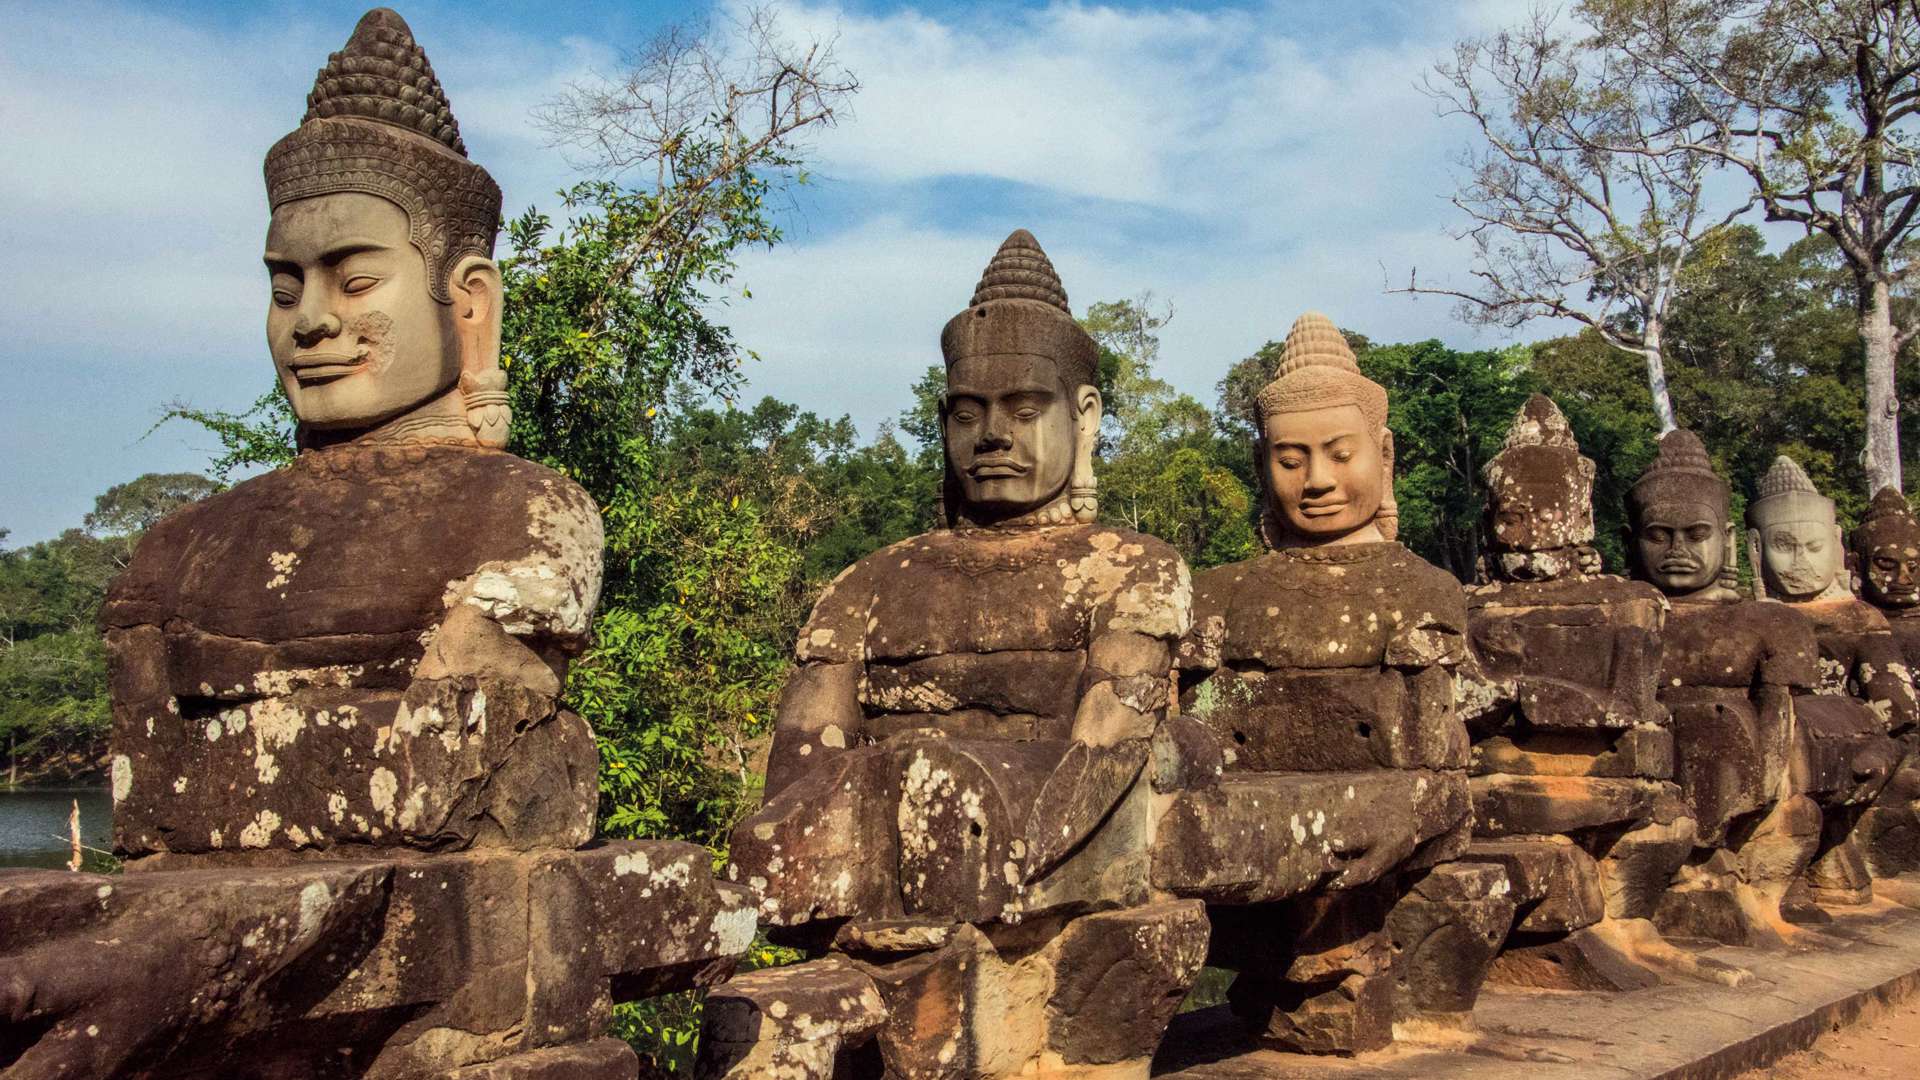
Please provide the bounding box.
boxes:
[1154,904,1920,1078]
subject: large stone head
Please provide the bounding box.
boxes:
[1853,487,1920,610]
[263,8,508,447]
[937,231,1101,527]
[1626,428,1737,601]
[1252,313,1396,547]
[1747,455,1848,602]
[1482,394,1597,581]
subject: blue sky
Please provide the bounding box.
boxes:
[1,0,1545,544]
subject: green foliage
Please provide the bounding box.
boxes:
[1085,298,1259,569]
[1,474,213,780]
[1360,341,1538,578]
[158,388,296,483]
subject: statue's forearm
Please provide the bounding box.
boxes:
[764,661,865,799]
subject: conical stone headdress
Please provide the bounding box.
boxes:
[1629,428,1728,515]
[1746,455,1833,530]
[940,230,1099,387]
[264,8,501,303]
[1254,313,1387,430]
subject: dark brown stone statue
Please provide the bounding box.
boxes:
[698,232,1206,1079]
[1748,457,1910,911]
[1624,430,1826,946]
[1162,314,1505,1054]
[0,12,750,1078]
[1464,397,1740,988]
[1850,487,1920,903]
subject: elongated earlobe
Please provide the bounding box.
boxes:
[450,255,508,448]
[1070,386,1101,522]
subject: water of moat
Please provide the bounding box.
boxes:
[0,786,113,871]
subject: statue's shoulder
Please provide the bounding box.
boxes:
[1070,524,1191,639]
[1801,596,1893,637]
[795,533,926,662]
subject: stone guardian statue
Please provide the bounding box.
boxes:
[1161,313,1504,1054]
[1625,429,1825,945]
[1748,456,1909,911]
[700,231,1206,1079]
[0,13,752,1077]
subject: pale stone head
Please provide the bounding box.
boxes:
[938,230,1100,527]
[1254,312,1395,547]
[1747,455,1846,602]
[1853,487,1920,610]
[1627,428,1736,601]
[262,8,507,446]
[1481,395,1597,581]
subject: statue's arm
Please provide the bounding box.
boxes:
[762,660,865,799]
[1860,634,1919,735]
[1021,629,1168,882]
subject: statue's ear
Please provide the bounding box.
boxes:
[448,254,503,375]
[1076,384,1102,431]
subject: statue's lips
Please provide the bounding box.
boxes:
[1658,559,1702,574]
[969,458,1029,479]
[287,353,365,384]
[1299,501,1348,518]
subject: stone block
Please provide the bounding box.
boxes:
[1152,770,1469,905]
[1470,774,1667,838]
[696,957,886,1080]
[1387,863,1516,1017]
[729,748,904,927]
[445,1039,638,1080]
[1187,668,1464,773]
[1044,901,1209,1066]
[1470,726,1673,780]
[1460,836,1604,933]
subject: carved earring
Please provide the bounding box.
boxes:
[460,368,511,449]
[1070,390,1099,523]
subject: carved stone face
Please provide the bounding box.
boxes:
[1857,517,1920,609]
[265,192,459,431]
[944,355,1079,517]
[1486,447,1593,554]
[1261,403,1384,543]
[1758,519,1844,600]
[1634,502,1729,597]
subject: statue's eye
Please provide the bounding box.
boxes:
[950,409,977,424]
[1332,449,1352,463]
[1644,528,1671,544]
[342,275,380,295]
[1276,455,1303,470]
[1877,558,1900,571]
[1014,407,1040,421]
[272,289,298,308]
[1684,526,1713,542]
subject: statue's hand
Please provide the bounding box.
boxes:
[1019,737,1148,884]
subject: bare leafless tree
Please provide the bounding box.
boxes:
[1398,8,1755,434]
[1587,0,1920,493]
[534,4,859,321]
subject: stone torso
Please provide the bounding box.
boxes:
[1658,599,1818,692]
[1466,575,1666,731]
[1179,542,1469,773]
[104,443,604,859]
[799,523,1190,741]
[1658,599,1819,843]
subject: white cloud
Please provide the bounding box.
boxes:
[1,0,1570,540]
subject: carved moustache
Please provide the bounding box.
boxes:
[968,453,1029,478]
[288,311,396,384]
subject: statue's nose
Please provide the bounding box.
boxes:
[292,312,342,348]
